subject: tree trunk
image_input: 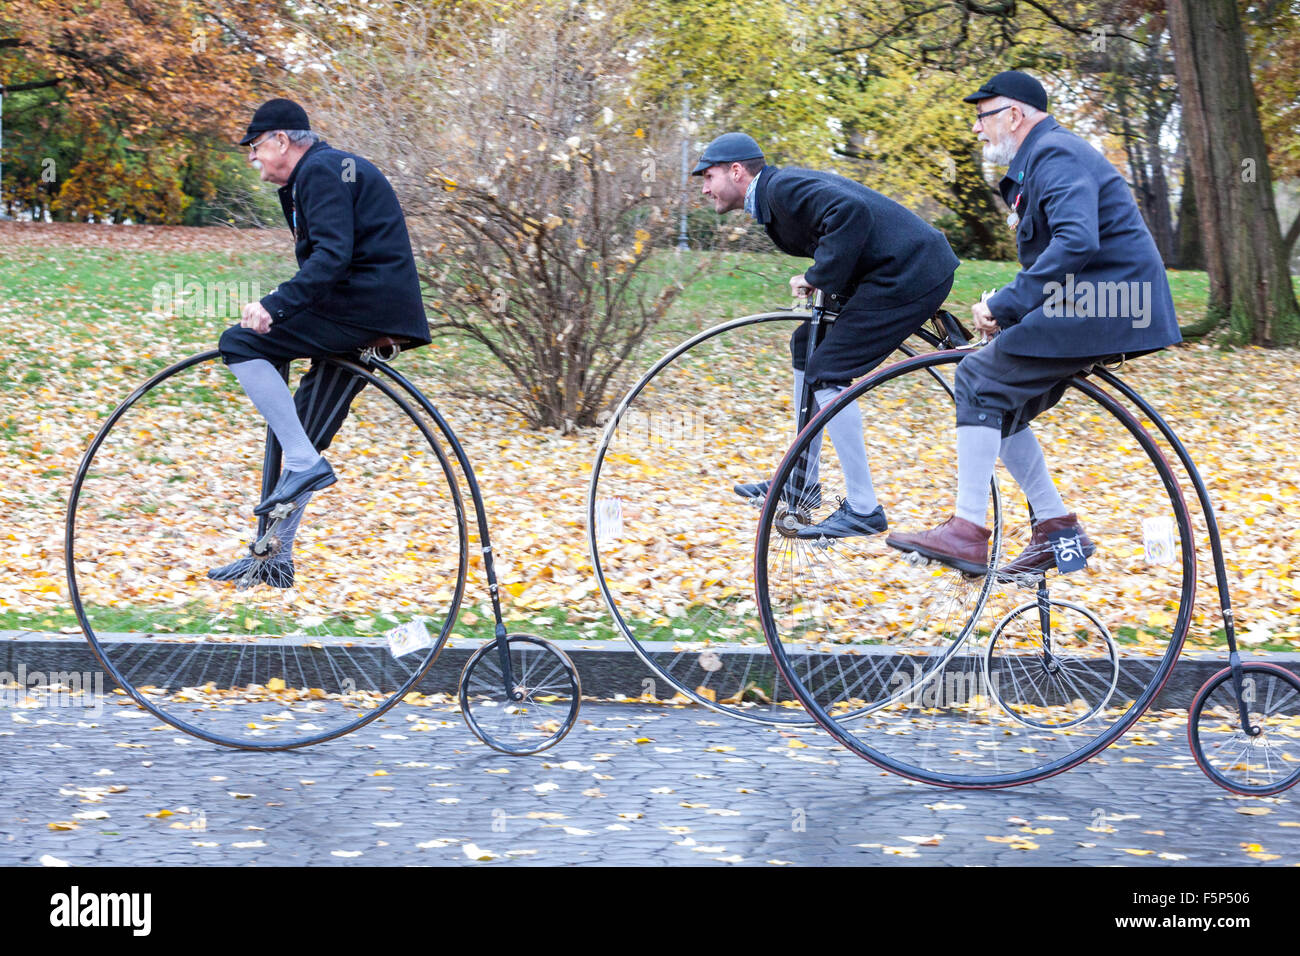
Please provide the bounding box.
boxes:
[1141,105,1176,264]
[947,146,1013,260]
[1174,154,1205,271]
[1166,0,1300,345]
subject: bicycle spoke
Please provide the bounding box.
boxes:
[459,635,581,755]
[1190,664,1300,795]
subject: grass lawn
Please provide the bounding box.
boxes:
[1,224,1297,657]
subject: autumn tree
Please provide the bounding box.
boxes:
[1247,0,1300,266]
[716,0,1299,344]
[627,0,1063,258]
[0,0,291,220]
[297,0,699,430]
[1167,0,1300,344]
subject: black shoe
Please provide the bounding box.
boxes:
[207,555,295,589]
[254,458,336,516]
[796,499,888,539]
[733,479,823,509]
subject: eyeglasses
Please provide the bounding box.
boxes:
[248,132,280,157]
[975,105,1013,122]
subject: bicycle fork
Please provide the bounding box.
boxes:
[789,292,833,510]
[481,542,523,702]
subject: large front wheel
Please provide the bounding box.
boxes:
[587,312,827,724]
[756,351,1196,788]
[65,350,469,750]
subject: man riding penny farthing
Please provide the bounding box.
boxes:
[587,133,965,722]
[66,99,582,753]
[755,71,1198,788]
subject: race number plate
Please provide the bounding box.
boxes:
[595,496,624,544]
[1048,529,1089,573]
[386,618,433,659]
[1142,516,1176,565]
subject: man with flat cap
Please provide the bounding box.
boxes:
[886,71,1181,576]
[209,97,430,587]
[695,132,959,538]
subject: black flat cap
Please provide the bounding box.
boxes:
[691,132,764,175]
[239,98,311,146]
[963,71,1048,113]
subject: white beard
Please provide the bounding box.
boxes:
[982,138,1018,167]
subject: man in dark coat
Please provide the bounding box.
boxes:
[209,98,430,587]
[886,71,1182,575]
[694,133,959,537]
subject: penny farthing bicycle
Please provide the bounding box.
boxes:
[751,309,1298,792]
[66,337,580,754]
[587,293,975,725]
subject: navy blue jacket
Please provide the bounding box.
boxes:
[261,141,430,345]
[986,118,1180,358]
[755,166,958,308]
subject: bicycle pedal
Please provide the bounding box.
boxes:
[268,501,297,520]
[903,551,931,568]
[1003,572,1044,590]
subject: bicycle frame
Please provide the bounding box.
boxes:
[1090,367,1258,736]
[361,359,524,701]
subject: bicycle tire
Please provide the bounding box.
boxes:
[65,350,469,750]
[459,633,582,755]
[757,350,1196,788]
[1188,662,1300,796]
[587,311,944,725]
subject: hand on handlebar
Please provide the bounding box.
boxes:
[971,292,999,342]
[790,273,816,302]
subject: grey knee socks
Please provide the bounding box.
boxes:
[814,385,879,514]
[955,425,1001,526]
[793,369,822,486]
[229,359,321,471]
[999,427,1067,521]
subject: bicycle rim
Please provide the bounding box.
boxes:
[758,351,1195,788]
[65,351,468,750]
[588,312,825,724]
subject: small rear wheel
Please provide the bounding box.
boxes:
[459,634,581,755]
[1188,662,1300,796]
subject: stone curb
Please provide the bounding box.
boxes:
[3,631,1296,709]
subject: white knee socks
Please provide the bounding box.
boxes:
[955,425,1001,525]
[814,385,879,514]
[793,369,822,486]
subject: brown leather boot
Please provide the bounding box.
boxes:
[886,515,992,575]
[998,513,1095,578]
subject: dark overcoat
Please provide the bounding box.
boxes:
[754,166,959,309]
[260,140,430,345]
[985,118,1180,358]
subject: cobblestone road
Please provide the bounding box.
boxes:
[2,699,1297,866]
